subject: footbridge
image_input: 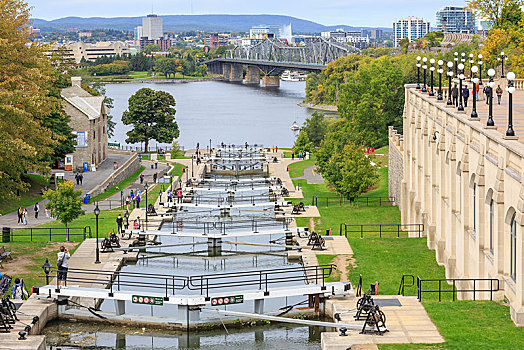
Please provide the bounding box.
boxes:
[203,37,359,87]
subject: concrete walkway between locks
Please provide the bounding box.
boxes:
[268,150,304,199]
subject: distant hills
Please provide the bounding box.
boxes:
[31,14,392,34]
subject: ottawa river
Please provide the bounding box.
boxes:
[106,80,319,149]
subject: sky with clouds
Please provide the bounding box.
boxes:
[27,0,469,27]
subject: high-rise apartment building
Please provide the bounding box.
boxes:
[436,6,476,33]
[393,16,430,47]
[370,29,384,40]
[142,14,163,40]
[134,26,143,40]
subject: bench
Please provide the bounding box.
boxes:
[0,246,12,261]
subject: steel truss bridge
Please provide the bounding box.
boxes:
[203,37,360,80]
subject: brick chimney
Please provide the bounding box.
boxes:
[71,76,82,87]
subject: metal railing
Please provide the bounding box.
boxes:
[339,223,424,238]
[92,199,124,210]
[416,277,500,302]
[43,264,335,299]
[154,217,292,235]
[188,264,335,298]
[9,226,92,242]
[311,196,395,207]
[189,194,277,206]
[398,274,415,296]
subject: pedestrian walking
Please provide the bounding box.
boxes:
[57,246,70,288]
[130,190,134,200]
[140,174,144,184]
[45,208,49,218]
[136,194,141,208]
[153,172,158,183]
[451,84,459,107]
[75,173,79,185]
[484,86,490,104]
[17,207,22,224]
[177,188,183,203]
[34,203,39,219]
[167,190,172,202]
[496,85,503,105]
[79,174,83,185]
[22,208,28,225]
[462,86,469,108]
[116,214,123,234]
[155,161,158,169]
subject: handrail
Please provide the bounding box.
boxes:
[10,226,92,242]
[416,277,500,302]
[311,195,394,207]
[398,274,415,296]
[339,223,424,238]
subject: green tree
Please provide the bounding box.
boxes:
[44,180,85,231]
[398,38,410,53]
[122,88,179,153]
[155,57,177,78]
[143,44,161,54]
[336,142,378,197]
[293,130,313,154]
[170,140,182,158]
[301,111,329,147]
[467,0,524,28]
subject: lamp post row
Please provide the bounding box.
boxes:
[416,52,516,138]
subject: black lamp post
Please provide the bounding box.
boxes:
[506,72,516,137]
[487,68,496,126]
[422,57,428,92]
[437,60,444,100]
[429,58,435,96]
[471,65,479,119]
[498,52,507,78]
[469,53,474,81]
[94,204,101,264]
[42,259,52,285]
[144,183,149,224]
[478,54,483,86]
[191,155,194,177]
[447,61,454,105]
[416,56,421,89]
[454,52,459,77]
[458,63,465,111]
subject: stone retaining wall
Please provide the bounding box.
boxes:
[388,126,403,209]
[87,152,140,197]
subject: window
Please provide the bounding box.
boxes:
[510,213,517,281]
[76,131,86,147]
[473,183,476,232]
[489,199,494,253]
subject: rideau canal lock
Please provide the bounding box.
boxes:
[2,145,443,349]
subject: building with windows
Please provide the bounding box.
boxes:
[389,84,524,326]
[249,25,281,39]
[142,14,163,40]
[321,29,370,48]
[370,29,384,40]
[48,42,130,63]
[204,33,230,49]
[436,6,476,33]
[139,38,172,52]
[393,16,430,47]
[134,26,143,40]
[61,77,108,171]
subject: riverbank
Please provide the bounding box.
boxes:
[99,77,224,84]
[297,102,338,113]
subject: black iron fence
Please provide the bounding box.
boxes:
[397,274,501,301]
[311,196,395,207]
[8,226,92,242]
[339,223,424,238]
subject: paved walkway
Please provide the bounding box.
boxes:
[0,160,168,229]
[292,165,325,184]
[268,151,304,199]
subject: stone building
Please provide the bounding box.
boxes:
[391,83,524,326]
[62,77,108,171]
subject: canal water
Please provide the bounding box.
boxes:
[105,80,313,149]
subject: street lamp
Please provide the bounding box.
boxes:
[94,204,101,264]
[429,58,435,96]
[209,138,212,156]
[458,63,465,111]
[447,61,454,105]
[422,57,428,92]
[478,54,483,86]
[469,53,474,82]
[191,155,194,177]
[454,52,459,77]
[144,183,149,224]
[416,56,421,89]
[461,52,466,64]
[42,259,52,285]
[471,65,479,119]
[487,68,496,126]
[506,72,516,137]
[498,52,508,78]
[437,60,444,101]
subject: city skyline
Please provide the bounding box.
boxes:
[28,0,469,28]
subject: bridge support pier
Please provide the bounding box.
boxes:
[222,63,231,80]
[178,305,201,322]
[245,66,260,85]
[254,299,265,314]
[262,75,280,88]
[208,237,222,256]
[229,63,243,82]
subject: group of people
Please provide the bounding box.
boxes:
[139,172,160,185]
[165,188,184,203]
[271,146,279,153]
[450,83,505,108]
[74,173,84,185]
[125,189,142,209]
[291,151,308,160]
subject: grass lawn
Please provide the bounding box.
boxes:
[0,174,49,215]
[380,301,524,349]
[288,156,316,179]
[89,166,145,203]
[147,162,187,202]
[316,254,340,282]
